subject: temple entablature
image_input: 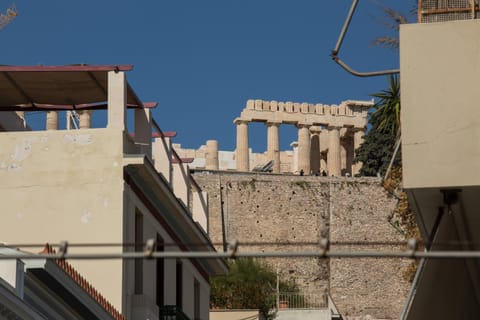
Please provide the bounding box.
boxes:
[239,99,372,129]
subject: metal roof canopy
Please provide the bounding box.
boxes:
[0,64,157,110]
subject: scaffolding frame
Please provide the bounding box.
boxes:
[419,0,480,23]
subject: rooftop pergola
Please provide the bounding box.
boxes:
[0,64,157,111]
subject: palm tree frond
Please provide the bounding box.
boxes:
[370,74,401,136]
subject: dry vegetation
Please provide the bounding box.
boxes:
[383,166,421,282]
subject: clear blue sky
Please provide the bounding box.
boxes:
[2,1,413,152]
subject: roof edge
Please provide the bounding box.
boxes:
[0,65,133,72]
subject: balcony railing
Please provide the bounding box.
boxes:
[419,0,480,23]
[273,292,327,310]
[159,305,191,320]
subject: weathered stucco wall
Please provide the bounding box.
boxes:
[0,128,125,310]
[192,171,410,319]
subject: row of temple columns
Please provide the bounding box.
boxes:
[42,72,142,132]
[235,119,364,176]
[45,110,92,130]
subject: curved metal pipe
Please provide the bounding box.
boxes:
[331,0,400,77]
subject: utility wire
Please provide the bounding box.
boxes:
[2,249,480,261]
[3,240,477,249]
[2,239,480,260]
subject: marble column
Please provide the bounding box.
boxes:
[205,140,219,170]
[46,111,58,130]
[297,123,311,174]
[345,134,355,176]
[320,152,327,174]
[353,129,365,175]
[79,110,92,129]
[15,111,26,129]
[266,121,281,173]
[327,126,341,176]
[340,139,347,176]
[235,118,249,172]
[310,126,321,175]
[290,141,298,173]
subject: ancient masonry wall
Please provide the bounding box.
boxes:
[192,171,411,319]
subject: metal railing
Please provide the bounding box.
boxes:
[274,292,327,310]
[159,305,191,320]
[419,0,480,23]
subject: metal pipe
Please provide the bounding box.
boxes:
[4,239,478,249]
[331,0,400,77]
[332,0,359,55]
[219,175,228,252]
[383,134,401,180]
[332,56,400,77]
[400,205,445,320]
[399,258,425,319]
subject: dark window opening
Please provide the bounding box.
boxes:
[156,234,165,308]
[176,260,183,308]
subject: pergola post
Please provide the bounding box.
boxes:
[107,71,126,130]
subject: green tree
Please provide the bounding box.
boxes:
[355,75,401,177]
[370,74,401,137]
[210,258,298,320]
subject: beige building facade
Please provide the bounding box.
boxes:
[401,17,480,320]
[0,65,227,320]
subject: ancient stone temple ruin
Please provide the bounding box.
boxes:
[234,99,372,176]
[175,98,373,176]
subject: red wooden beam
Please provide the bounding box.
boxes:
[172,157,194,164]
[0,65,133,72]
[128,131,177,139]
[152,131,177,138]
[0,101,158,111]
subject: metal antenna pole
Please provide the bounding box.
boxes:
[330,0,400,77]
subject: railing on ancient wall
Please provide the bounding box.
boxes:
[419,0,480,23]
[272,291,327,310]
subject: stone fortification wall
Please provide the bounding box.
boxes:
[328,179,411,319]
[191,171,410,319]
[193,171,330,296]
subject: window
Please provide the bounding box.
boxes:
[156,234,164,307]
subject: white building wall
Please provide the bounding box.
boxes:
[124,181,212,320]
[152,137,173,185]
[192,190,208,233]
[172,162,190,207]
[181,256,210,320]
